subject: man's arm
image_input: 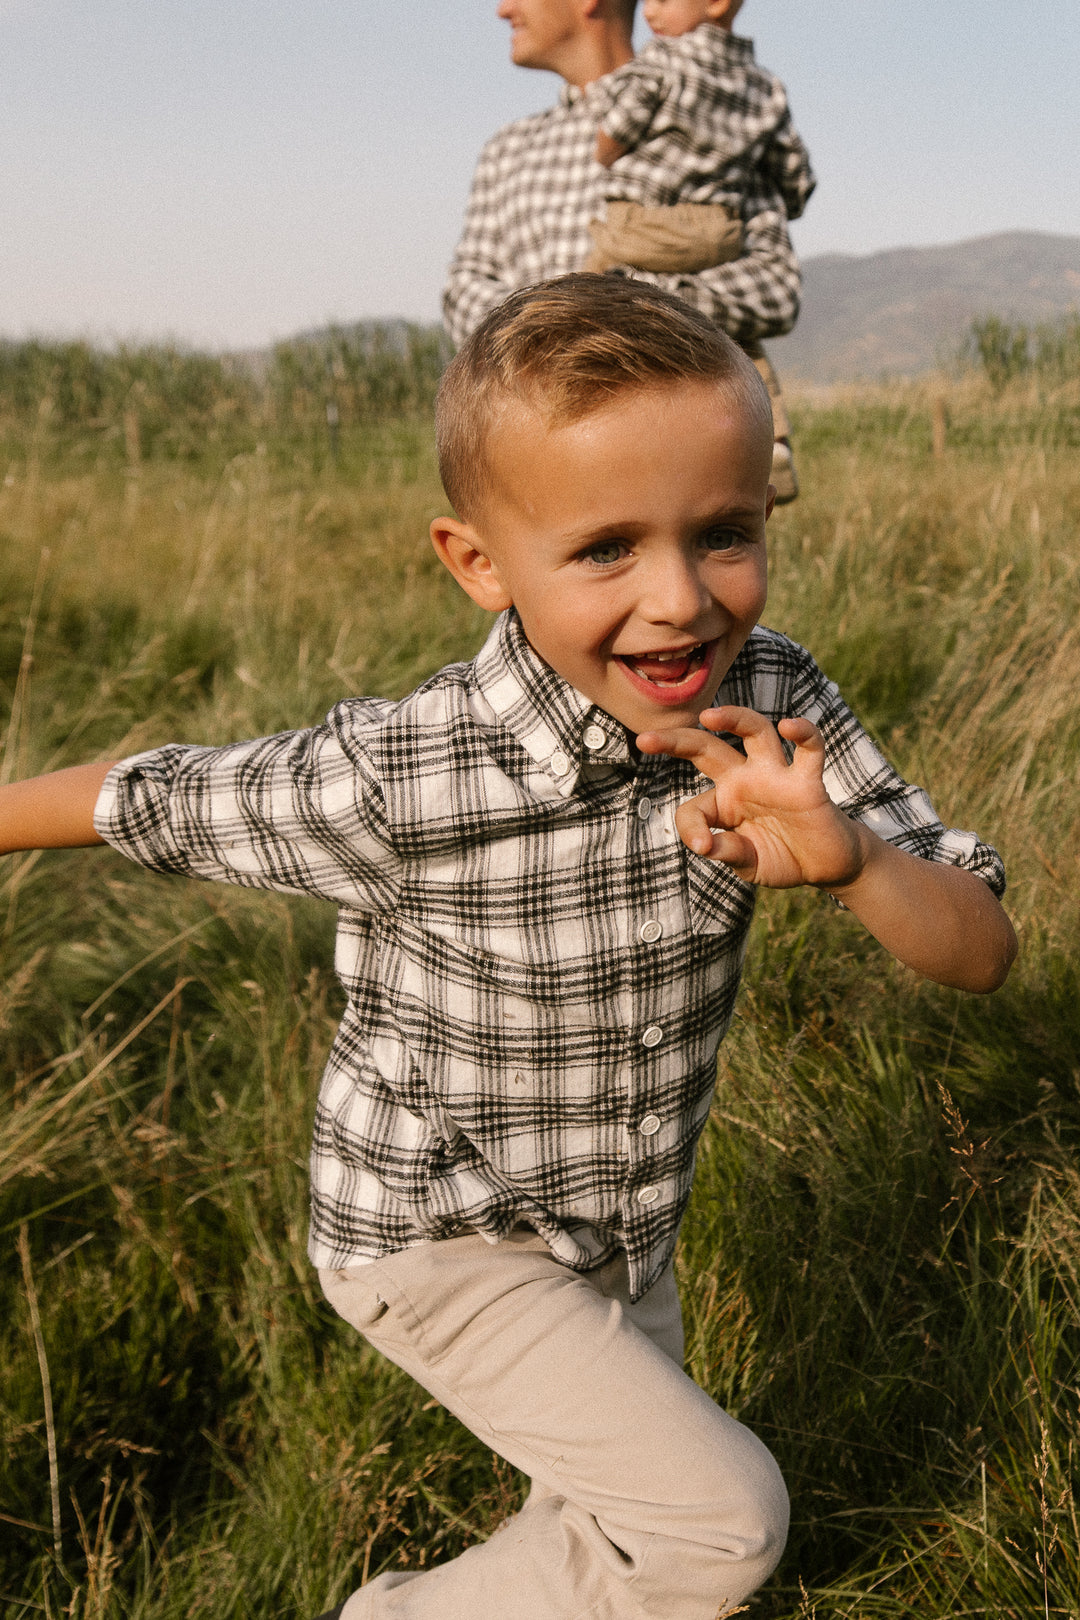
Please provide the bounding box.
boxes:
[443,135,522,348]
[631,201,802,343]
[638,709,1016,993]
[0,764,113,855]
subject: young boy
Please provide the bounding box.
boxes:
[1,276,1014,1620]
[586,0,815,500]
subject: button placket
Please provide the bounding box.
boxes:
[624,766,676,1226]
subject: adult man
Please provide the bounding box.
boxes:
[443,0,809,499]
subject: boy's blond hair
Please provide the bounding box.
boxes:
[436,273,771,519]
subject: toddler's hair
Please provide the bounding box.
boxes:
[436,273,771,519]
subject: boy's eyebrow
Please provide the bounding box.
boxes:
[562,505,764,545]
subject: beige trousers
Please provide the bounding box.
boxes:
[320,1229,788,1619]
[585,201,744,276]
[742,343,790,441]
[584,202,791,443]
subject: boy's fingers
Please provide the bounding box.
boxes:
[776,716,826,772]
[674,799,758,873]
[698,706,793,763]
[638,704,782,770]
[636,725,743,774]
[639,709,823,777]
[674,794,720,856]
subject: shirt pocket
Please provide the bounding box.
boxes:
[685,854,757,938]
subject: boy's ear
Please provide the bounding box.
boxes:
[430,516,514,613]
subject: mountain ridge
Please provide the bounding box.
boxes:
[770,230,1080,383]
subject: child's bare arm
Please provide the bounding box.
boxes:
[637,707,1017,994]
[0,764,114,855]
[595,129,629,169]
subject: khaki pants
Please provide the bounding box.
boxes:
[742,343,790,441]
[585,201,744,276]
[584,202,791,444]
[320,1229,788,1619]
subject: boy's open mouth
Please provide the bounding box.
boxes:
[616,641,717,704]
[619,643,708,684]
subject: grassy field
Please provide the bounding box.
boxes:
[2,356,1079,1618]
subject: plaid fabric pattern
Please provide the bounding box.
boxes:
[95,614,1005,1302]
[588,25,815,219]
[442,81,803,348]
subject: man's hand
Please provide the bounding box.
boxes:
[637,706,864,888]
[595,129,629,169]
[637,706,1017,992]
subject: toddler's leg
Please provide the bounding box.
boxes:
[586,201,744,275]
[320,1230,787,1620]
[740,343,798,504]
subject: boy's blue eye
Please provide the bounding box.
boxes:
[702,526,744,552]
[584,540,626,566]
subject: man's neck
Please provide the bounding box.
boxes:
[555,25,634,89]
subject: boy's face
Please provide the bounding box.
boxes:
[643,0,741,35]
[432,380,773,738]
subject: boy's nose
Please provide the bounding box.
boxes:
[637,557,716,629]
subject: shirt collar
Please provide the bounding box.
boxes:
[692,24,755,64]
[472,610,634,796]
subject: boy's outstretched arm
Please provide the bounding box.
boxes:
[637,708,1017,994]
[0,764,113,855]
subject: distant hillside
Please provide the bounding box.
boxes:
[770,230,1080,383]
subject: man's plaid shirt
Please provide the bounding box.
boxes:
[94,614,1005,1302]
[443,77,804,349]
[588,25,815,220]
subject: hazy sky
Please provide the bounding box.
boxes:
[2,0,1078,349]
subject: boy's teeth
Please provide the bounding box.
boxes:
[625,643,706,684]
[649,645,699,663]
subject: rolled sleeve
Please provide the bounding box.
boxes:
[590,62,667,151]
[801,674,1007,897]
[719,629,1007,897]
[93,713,403,913]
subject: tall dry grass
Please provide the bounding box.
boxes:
[1,364,1079,1617]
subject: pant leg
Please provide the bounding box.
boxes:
[586,201,744,275]
[740,342,791,442]
[320,1231,787,1620]
[522,1245,684,1512]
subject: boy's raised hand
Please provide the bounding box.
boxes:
[636,705,866,890]
[637,705,1017,993]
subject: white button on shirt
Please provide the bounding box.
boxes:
[637,1186,660,1206]
[637,798,653,820]
[638,1114,661,1136]
[583,725,606,750]
[550,750,571,777]
[641,1025,663,1048]
[638,920,663,944]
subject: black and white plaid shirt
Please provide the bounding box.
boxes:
[443,77,804,348]
[95,614,1005,1301]
[588,25,815,219]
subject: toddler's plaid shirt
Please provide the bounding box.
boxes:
[443,77,804,350]
[95,614,1004,1301]
[588,25,815,220]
